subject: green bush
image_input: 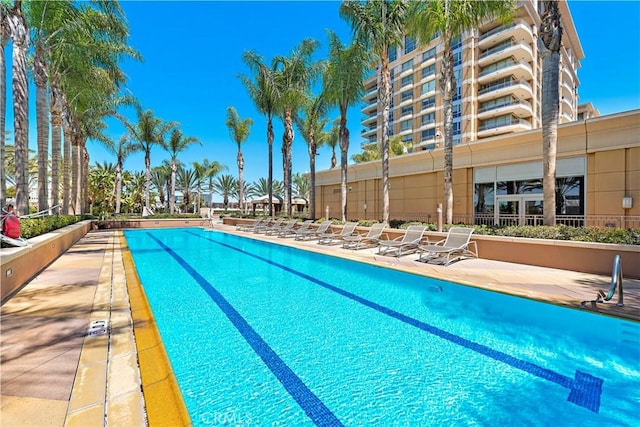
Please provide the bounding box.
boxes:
[18,215,85,239]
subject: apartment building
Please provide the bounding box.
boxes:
[360,0,584,153]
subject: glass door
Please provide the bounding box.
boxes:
[497,196,544,226]
[497,197,520,226]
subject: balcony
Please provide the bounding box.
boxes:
[477,116,532,137]
[361,126,378,138]
[561,97,575,115]
[363,85,378,100]
[560,112,574,124]
[413,137,438,151]
[477,79,533,102]
[360,139,377,150]
[477,98,533,120]
[398,96,413,108]
[361,101,378,114]
[478,59,533,84]
[478,20,533,49]
[478,39,533,67]
[362,112,378,125]
[561,80,574,100]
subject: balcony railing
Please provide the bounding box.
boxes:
[478,98,532,114]
[478,116,530,131]
[478,79,530,96]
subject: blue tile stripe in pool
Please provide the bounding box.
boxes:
[146,233,344,427]
[190,231,604,413]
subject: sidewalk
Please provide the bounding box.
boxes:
[1,225,638,426]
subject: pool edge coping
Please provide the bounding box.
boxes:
[120,231,192,427]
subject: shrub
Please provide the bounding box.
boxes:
[19,215,84,239]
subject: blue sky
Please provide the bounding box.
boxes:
[17,1,640,200]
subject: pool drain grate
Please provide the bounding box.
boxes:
[87,319,108,337]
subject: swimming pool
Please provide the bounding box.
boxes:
[124,228,639,426]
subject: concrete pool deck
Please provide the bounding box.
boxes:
[1,225,639,426]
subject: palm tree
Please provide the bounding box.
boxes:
[176,167,199,213]
[225,106,253,214]
[104,135,136,214]
[292,172,310,200]
[122,107,178,214]
[150,166,169,211]
[539,0,563,226]
[407,0,514,223]
[240,51,281,218]
[323,29,370,221]
[249,177,284,200]
[327,121,339,169]
[6,1,30,215]
[294,94,328,220]
[273,38,322,217]
[213,174,237,210]
[1,5,9,210]
[164,128,200,214]
[194,158,226,209]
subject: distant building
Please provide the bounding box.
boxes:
[360,0,582,153]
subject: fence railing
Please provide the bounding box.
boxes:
[389,212,640,229]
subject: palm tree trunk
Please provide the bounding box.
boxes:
[0,27,7,210]
[145,152,151,211]
[440,35,456,224]
[9,2,29,216]
[82,144,89,213]
[541,0,562,226]
[170,159,176,214]
[267,117,274,217]
[50,92,62,214]
[308,141,316,220]
[339,112,349,222]
[380,56,391,224]
[34,41,49,212]
[283,110,294,217]
[115,161,122,214]
[62,120,71,214]
[71,141,79,214]
[237,149,244,215]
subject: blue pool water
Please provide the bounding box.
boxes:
[124,228,640,426]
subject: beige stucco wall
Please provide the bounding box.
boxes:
[316,110,640,222]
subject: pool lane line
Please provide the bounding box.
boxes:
[189,230,604,414]
[145,233,344,427]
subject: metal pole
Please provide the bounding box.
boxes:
[437,203,443,232]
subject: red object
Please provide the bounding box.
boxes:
[2,214,20,239]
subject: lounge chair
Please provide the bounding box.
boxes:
[317,222,358,245]
[294,220,332,241]
[417,227,478,265]
[342,222,387,250]
[377,225,427,257]
[278,219,313,238]
[255,218,284,234]
[237,218,265,232]
[265,218,297,236]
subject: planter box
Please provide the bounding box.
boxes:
[1,220,92,302]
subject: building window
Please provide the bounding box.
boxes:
[453,51,462,66]
[453,85,461,101]
[422,96,435,110]
[453,121,461,135]
[401,75,413,87]
[400,105,413,117]
[389,46,397,62]
[422,64,436,79]
[401,59,414,72]
[401,135,412,142]
[400,119,413,131]
[450,35,462,50]
[474,183,495,215]
[421,128,436,140]
[422,80,436,95]
[404,36,416,54]
[452,104,461,119]
[401,90,413,102]
[422,112,435,126]
[422,47,437,62]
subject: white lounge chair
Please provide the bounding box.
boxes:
[317,222,358,245]
[237,218,265,232]
[279,219,313,238]
[295,220,332,241]
[265,218,297,236]
[377,225,427,257]
[342,222,387,250]
[417,227,478,265]
[255,218,284,234]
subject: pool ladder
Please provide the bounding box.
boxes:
[581,254,624,308]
